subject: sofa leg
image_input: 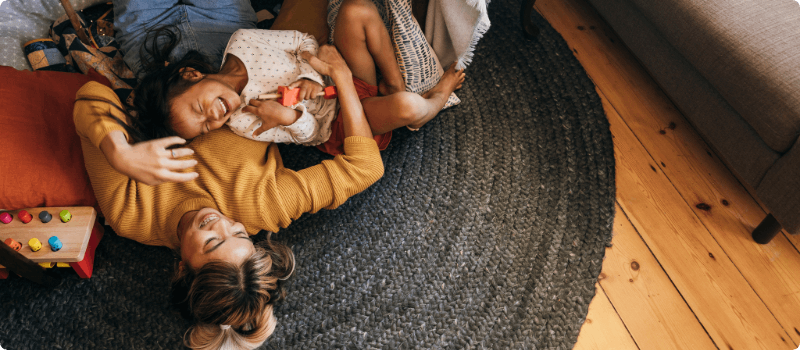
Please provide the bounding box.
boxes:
[521,0,539,39]
[752,213,782,244]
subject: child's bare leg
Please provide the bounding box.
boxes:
[334,0,405,95]
[362,64,466,134]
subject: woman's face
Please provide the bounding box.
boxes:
[178,208,254,271]
[170,72,240,139]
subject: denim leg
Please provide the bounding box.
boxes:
[113,0,183,76]
[183,0,257,69]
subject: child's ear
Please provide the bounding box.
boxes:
[178,67,204,82]
[178,260,186,272]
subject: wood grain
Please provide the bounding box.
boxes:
[573,285,639,350]
[0,207,96,263]
[601,203,716,349]
[535,0,800,345]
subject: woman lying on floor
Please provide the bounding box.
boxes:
[75,45,383,349]
[79,0,462,348]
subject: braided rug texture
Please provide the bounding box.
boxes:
[0,0,615,348]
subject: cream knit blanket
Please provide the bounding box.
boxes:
[424,0,490,70]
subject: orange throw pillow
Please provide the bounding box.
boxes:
[0,66,111,210]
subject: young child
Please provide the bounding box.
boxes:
[130,0,466,155]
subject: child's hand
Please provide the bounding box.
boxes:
[244,99,302,136]
[300,45,351,78]
[288,79,324,101]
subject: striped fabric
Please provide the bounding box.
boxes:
[0,0,107,70]
[328,0,460,108]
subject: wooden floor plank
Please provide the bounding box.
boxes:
[600,203,716,349]
[534,0,800,344]
[573,285,639,350]
[605,87,793,348]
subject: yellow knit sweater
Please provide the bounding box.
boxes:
[73,82,384,249]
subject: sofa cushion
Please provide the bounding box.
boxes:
[587,0,781,187]
[0,66,110,210]
[629,0,800,153]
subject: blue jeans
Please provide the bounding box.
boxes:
[113,0,257,77]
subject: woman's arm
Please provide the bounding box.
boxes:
[264,46,383,227]
[99,132,198,185]
[301,46,372,138]
[74,82,198,185]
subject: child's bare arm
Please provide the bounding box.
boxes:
[288,78,324,101]
[301,46,372,138]
[243,99,303,136]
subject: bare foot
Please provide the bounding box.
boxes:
[422,63,466,100]
[379,78,406,96]
[406,63,466,130]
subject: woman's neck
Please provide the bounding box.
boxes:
[216,54,249,94]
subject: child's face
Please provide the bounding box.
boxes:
[170,76,240,139]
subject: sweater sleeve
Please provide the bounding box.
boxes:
[271,136,384,222]
[73,81,130,148]
[73,82,179,247]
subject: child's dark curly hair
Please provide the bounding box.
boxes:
[76,26,219,144]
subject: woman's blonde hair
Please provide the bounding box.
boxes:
[171,237,295,350]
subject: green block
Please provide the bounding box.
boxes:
[59,210,72,223]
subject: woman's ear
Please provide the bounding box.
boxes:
[179,67,204,82]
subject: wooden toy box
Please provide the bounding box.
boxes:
[0,207,104,279]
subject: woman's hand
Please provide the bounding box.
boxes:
[100,131,198,186]
[300,45,351,79]
[288,78,324,101]
[243,99,302,136]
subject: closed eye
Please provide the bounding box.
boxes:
[203,232,251,254]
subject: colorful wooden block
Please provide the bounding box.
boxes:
[59,210,72,223]
[0,207,103,280]
[277,86,301,106]
[4,238,21,251]
[39,211,52,223]
[323,86,338,99]
[0,213,12,224]
[28,238,42,252]
[48,236,62,251]
[18,210,32,224]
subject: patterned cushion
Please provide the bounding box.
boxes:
[327,0,460,108]
[0,0,107,70]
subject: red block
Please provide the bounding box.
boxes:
[277,86,301,107]
[323,86,338,99]
[18,210,32,224]
[69,221,105,278]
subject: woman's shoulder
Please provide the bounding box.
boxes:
[76,81,119,103]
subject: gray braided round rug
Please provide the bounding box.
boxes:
[0,0,614,349]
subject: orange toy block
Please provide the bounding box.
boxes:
[323,86,338,99]
[277,86,301,107]
[258,86,338,104]
[4,238,22,251]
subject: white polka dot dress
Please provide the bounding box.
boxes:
[221,29,337,145]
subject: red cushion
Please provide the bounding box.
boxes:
[0,66,111,210]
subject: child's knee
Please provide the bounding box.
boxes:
[338,0,379,23]
[394,92,427,124]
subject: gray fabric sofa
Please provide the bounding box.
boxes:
[586,0,800,242]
